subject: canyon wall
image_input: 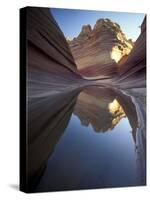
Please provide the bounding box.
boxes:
[68,19,133,79]
[116,16,146,88]
[21,7,146,192]
[27,7,84,98]
[25,7,85,191]
[27,8,146,89]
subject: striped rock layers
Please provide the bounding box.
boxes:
[68,18,133,79]
[117,16,146,88]
[26,7,83,98]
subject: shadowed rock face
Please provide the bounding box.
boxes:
[26,7,87,192]
[27,8,77,73]
[116,17,146,88]
[68,18,133,79]
[27,7,86,99]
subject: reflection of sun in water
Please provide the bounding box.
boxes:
[108,99,126,126]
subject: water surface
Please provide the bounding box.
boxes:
[28,86,146,192]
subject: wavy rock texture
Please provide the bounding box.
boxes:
[28,89,80,191]
[68,19,133,79]
[27,7,86,99]
[26,7,86,191]
[116,17,146,88]
[23,7,146,192]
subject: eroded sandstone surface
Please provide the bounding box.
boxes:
[27,7,86,99]
[68,18,133,79]
[116,16,146,88]
[23,7,146,192]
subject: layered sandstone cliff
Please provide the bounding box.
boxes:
[68,19,133,79]
[25,7,85,191]
[116,16,146,88]
[22,7,146,192]
[27,7,85,99]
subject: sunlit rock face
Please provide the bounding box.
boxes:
[116,16,146,88]
[68,18,133,79]
[111,44,132,63]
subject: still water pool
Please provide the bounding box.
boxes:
[29,86,146,192]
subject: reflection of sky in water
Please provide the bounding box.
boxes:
[36,112,139,191]
[33,86,146,192]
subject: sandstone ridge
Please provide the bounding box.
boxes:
[68,18,133,79]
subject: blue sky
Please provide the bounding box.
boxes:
[50,8,145,41]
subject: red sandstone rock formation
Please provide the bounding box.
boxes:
[68,19,133,79]
[21,7,85,191]
[26,7,85,98]
[116,16,146,88]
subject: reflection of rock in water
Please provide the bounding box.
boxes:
[27,90,80,191]
[120,89,146,185]
[74,87,128,133]
[27,86,146,192]
[108,99,126,126]
[116,91,138,143]
[74,86,146,185]
[74,87,116,132]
